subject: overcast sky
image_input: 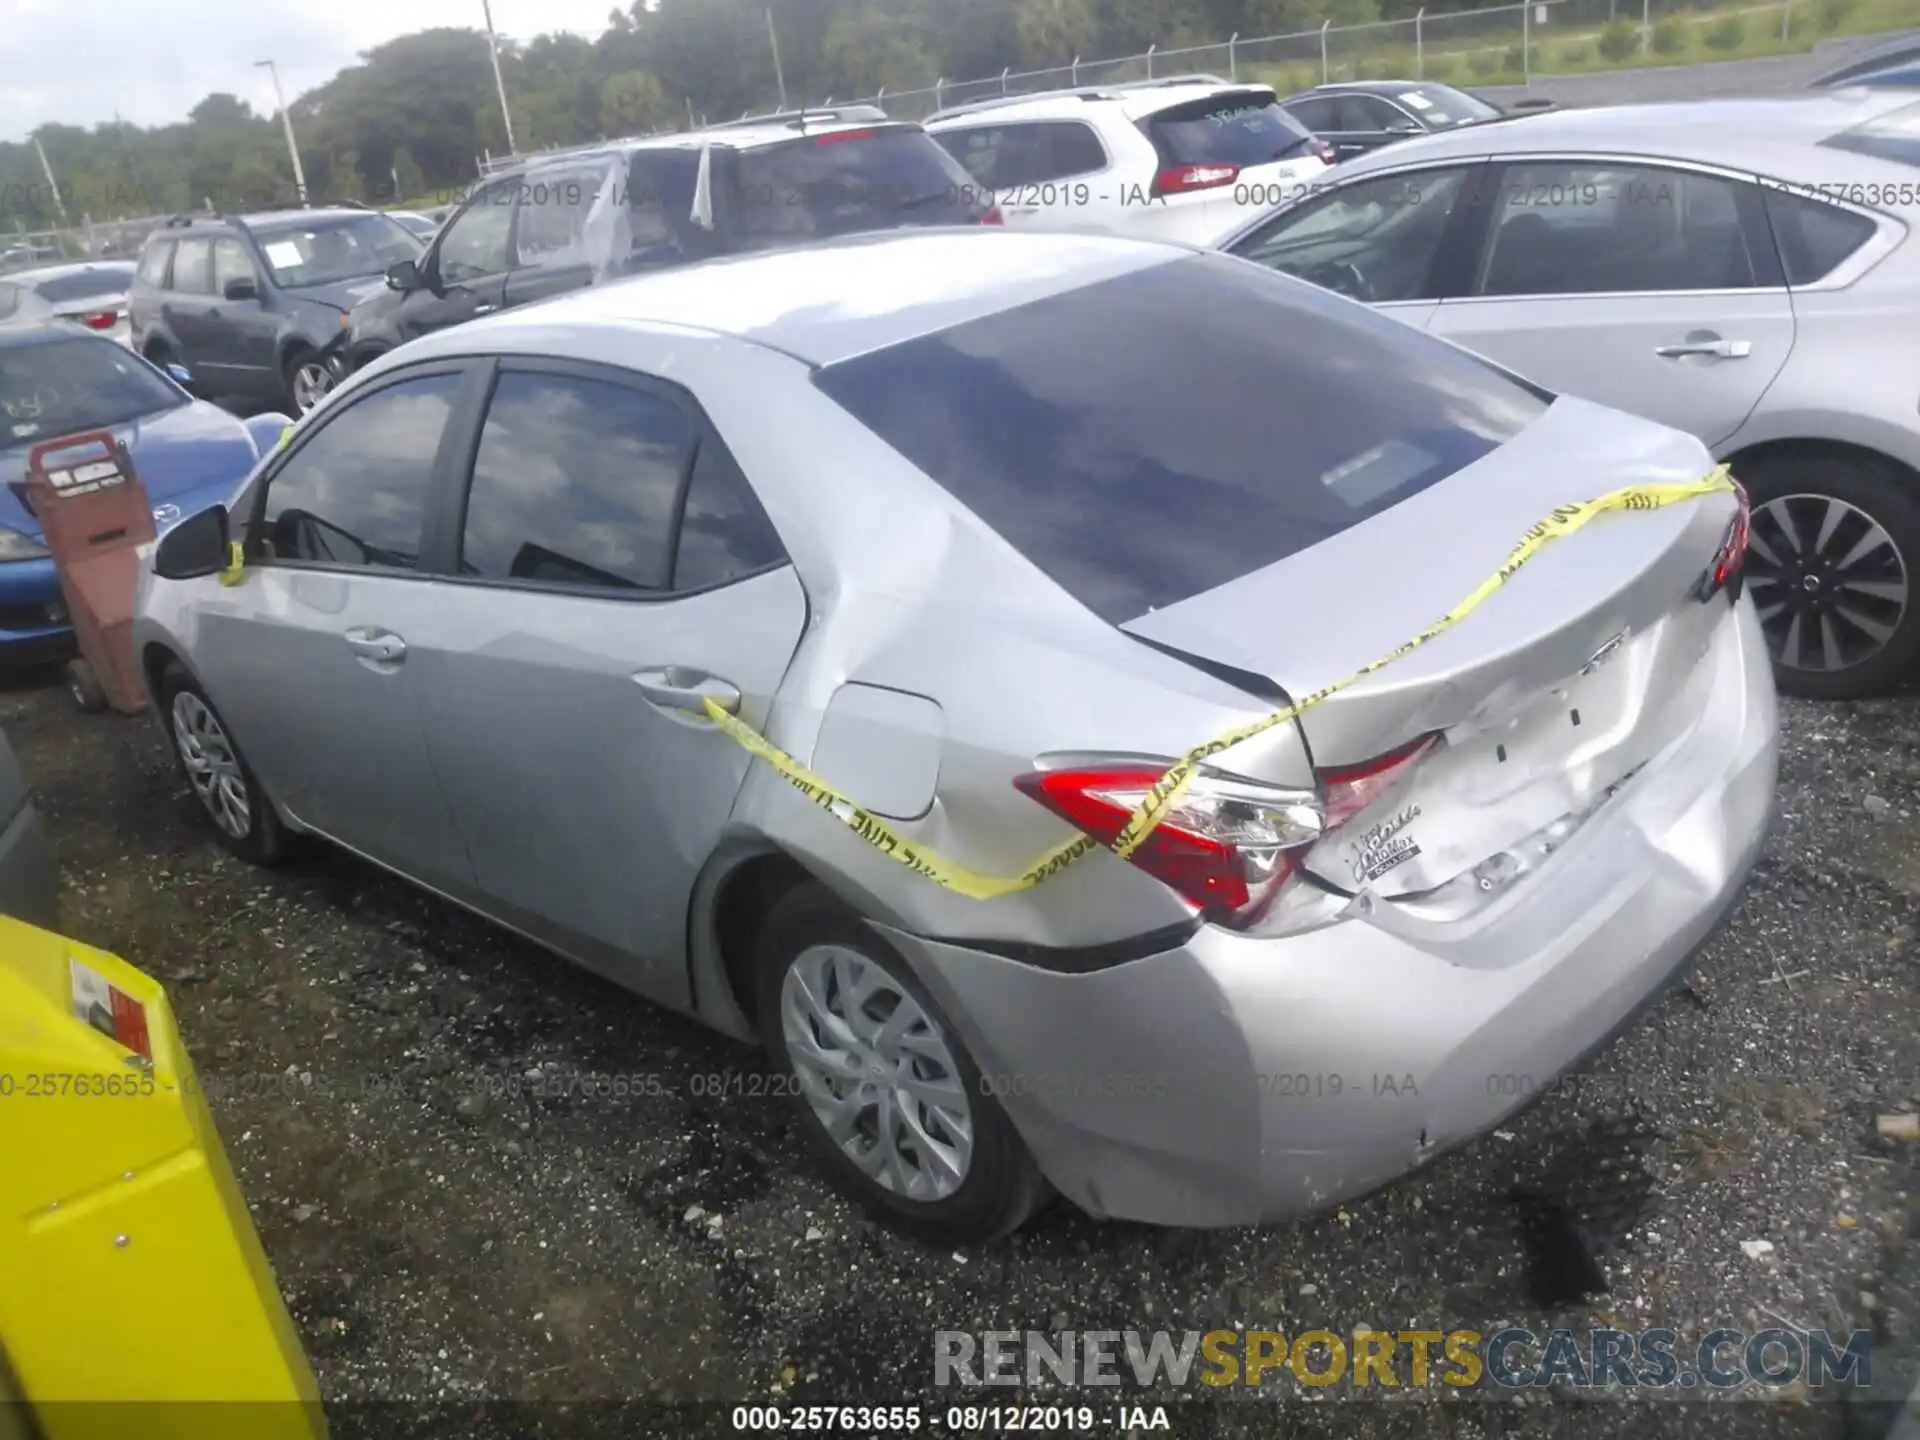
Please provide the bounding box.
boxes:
[4,0,623,141]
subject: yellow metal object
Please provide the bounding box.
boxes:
[0,917,325,1439]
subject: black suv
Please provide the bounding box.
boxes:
[130,207,424,414]
[332,108,993,375]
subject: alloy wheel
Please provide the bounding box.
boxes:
[1746,492,1909,676]
[779,944,974,1201]
[291,361,334,413]
[171,692,252,840]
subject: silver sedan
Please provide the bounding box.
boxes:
[1216,89,1920,699]
[134,229,1776,1241]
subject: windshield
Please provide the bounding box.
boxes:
[1145,92,1316,167]
[251,215,424,287]
[735,128,989,242]
[0,336,183,449]
[814,253,1547,624]
[1821,96,1920,169]
[1392,85,1502,127]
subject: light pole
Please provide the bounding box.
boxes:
[479,0,519,157]
[255,60,309,208]
[767,7,789,111]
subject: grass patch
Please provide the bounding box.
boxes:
[1246,0,1916,91]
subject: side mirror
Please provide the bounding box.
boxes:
[222,276,259,301]
[1386,118,1422,134]
[385,259,419,292]
[153,505,230,581]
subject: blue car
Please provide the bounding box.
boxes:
[0,325,291,665]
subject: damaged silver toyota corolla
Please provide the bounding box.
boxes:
[132,228,1777,1244]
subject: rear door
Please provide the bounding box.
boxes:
[934,120,1113,231]
[161,237,216,374]
[1427,158,1796,447]
[405,359,804,995]
[500,161,619,309]
[195,363,475,893]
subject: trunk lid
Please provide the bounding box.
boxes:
[1119,396,1738,769]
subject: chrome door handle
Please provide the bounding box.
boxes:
[344,627,406,663]
[473,304,498,315]
[1655,339,1751,359]
[632,666,740,715]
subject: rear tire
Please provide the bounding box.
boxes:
[157,665,295,866]
[755,883,1048,1244]
[65,658,106,714]
[1737,449,1920,701]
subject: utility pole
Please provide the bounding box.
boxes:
[479,0,520,156]
[255,60,310,207]
[32,136,67,224]
[768,7,789,110]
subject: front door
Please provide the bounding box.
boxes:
[400,180,516,342]
[192,364,475,894]
[403,359,804,996]
[207,238,278,395]
[1427,159,1797,446]
[500,161,617,308]
[159,236,216,378]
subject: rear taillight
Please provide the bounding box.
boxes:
[1153,163,1241,197]
[79,309,122,331]
[1319,734,1439,831]
[980,205,1005,226]
[1697,482,1750,603]
[1311,138,1338,165]
[1015,766,1323,919]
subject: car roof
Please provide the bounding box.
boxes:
[399,227,1189,368]
[505,114,917,177]
[1302,80,1462,96]
[1298,90,1920,181]
[926,77,1276,128]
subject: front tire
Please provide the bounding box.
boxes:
[282,346,335,415]
[755,884,1047,1244]
[157,665,294,866]
[1738,449,1920,700]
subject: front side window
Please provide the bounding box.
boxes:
[170,237,214,295]
[259,372,462,571]
[436,184,518,284]
[1230,166,1472,303]
[814,252,1548,625]
[459,371,694,591]
[0,336,184,447]
[212,240,256,295]
[1475,162,1763,296]
[252,215,421,288]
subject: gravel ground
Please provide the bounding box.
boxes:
[5,667,1917,1440]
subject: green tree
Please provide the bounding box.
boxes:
[600,70,670,134]
[1015,0,1099,64]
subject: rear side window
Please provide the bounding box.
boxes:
[624,150,717,270]
[459,370,694,591]
[136,240,174,287]
[1283,97,1339,131]
[170,237,214,294]
[1763,189,1879,283]
[813,254,1548,624]
[1144,92,1316,168]
[938,122,1108,189]
[734,128,987,241]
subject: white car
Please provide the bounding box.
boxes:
[927,74,1336,247]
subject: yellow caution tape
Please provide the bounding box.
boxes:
[218,539,246,587]
[702,466,1738,901]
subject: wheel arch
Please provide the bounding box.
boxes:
[686,843,820,1044]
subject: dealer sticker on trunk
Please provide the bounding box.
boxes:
[1347,804,1423,886]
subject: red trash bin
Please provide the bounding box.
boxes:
[21,429,157,715]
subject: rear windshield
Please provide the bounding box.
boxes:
[0,336,183,448]
[1393,85,1501,127]
[1144,92,1317,168]
[32,266,135,303]
[1820,96,1920,169]
[735,128,989,242]
[813,253,1550,624]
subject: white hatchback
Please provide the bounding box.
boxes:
[927,75,1336,248]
